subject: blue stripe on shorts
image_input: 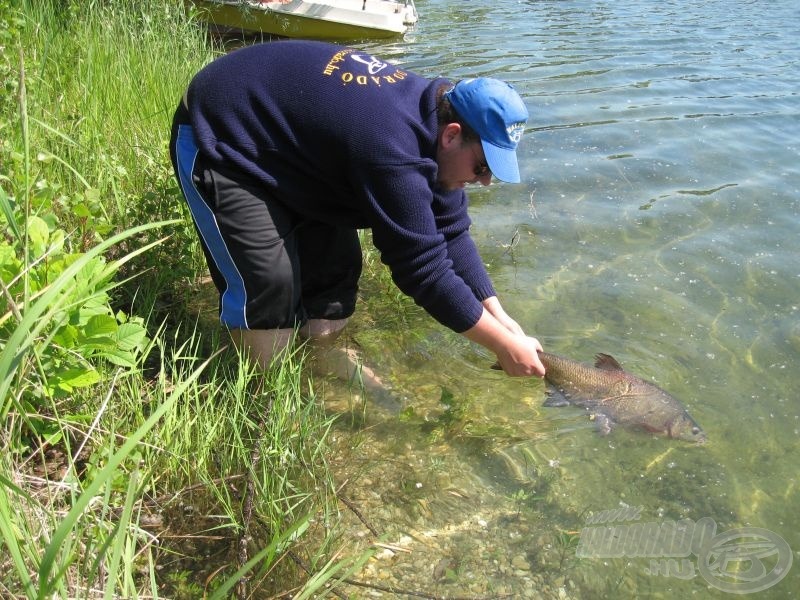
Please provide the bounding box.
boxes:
[174,125,248,329]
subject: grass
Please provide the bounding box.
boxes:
[0,0,368,596]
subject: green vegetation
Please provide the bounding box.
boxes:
[0,1,366,596]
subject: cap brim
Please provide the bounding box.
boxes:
[482,140,521,183]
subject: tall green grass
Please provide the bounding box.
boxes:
[0,1,366,596]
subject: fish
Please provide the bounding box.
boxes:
[538,351,706,443]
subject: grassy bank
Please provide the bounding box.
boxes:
[0,1,366,596]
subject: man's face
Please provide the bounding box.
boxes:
[435,124,493,191]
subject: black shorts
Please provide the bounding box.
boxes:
[170,122,361,330]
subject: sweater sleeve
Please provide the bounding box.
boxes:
[432,189,496,302]
[354,161,486,332]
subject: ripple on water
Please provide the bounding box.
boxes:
[341,1,799,596]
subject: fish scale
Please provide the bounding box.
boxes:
[538,351,706,443]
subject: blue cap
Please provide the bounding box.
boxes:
[444,78,528,183]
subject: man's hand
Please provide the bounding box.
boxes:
[494,334,545,377]
[463,304,546,378]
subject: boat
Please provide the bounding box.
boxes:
[187,0,418,41]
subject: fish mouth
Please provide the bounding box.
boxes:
[668,417,706,444]
[666,430,707,444]
[683,430,707,444]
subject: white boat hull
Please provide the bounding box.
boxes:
[188,0,418,40]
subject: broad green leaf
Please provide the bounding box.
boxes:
[52,324,78,349]
[79,341,118,353]
[30,418,63,446]
[115,322,147,352]
[26,215,50,257]
[0,219,178,424]
[84,187,101,205]
[0,243,17,264]
[72,203,91,218]
[74,295,112,324]
[48,367,101,394]
[97,348,137,368]
[0,244,21,280]
[48,229,65,256]
[83,314,118,339]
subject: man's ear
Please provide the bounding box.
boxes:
[439,122,462,149]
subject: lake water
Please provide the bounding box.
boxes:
[323,1,799,597]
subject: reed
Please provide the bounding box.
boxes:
[0,1,362,596]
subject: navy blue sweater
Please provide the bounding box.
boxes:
[185,40,495,332]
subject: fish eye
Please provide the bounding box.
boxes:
[692,427,700,435]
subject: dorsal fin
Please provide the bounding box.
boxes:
[595,353,623,371]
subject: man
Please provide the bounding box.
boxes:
[169,40,545,379]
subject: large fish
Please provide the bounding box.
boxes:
[534,351,706,443]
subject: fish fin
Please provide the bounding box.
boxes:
[591,413,614,435]
[543,388,571,408]
[594,353,624,371]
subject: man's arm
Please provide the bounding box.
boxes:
[482,296,525,336]
[462,304,545,377]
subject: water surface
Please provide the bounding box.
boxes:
[330,2,799,597]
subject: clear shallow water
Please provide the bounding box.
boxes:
[332,1,799,597]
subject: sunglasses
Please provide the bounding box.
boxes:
[471,144,491,178]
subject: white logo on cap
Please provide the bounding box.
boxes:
[507,122,525,144]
